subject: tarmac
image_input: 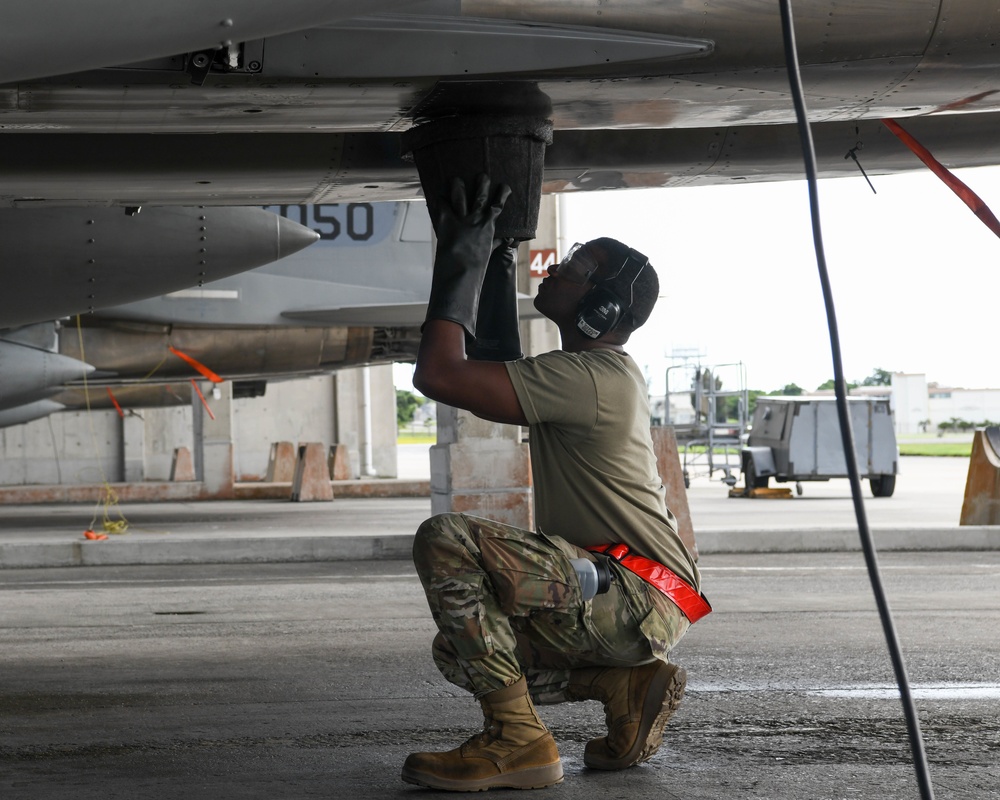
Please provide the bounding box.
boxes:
[3,449,999,799]
[0,451,998,569]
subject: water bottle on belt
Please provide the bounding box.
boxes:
[569,557,614,600]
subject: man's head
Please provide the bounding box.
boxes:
[538,237,659,342]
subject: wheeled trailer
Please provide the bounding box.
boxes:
[740,396,899,497]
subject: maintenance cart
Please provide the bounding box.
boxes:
[740,396,899,497]
[660,361,749,488]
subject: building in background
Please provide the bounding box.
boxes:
[890,373,1000,435]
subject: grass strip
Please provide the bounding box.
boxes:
[398,433,436,444]
[898,442,971,457]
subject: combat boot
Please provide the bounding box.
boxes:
[401,676,563,791]
[568,660,686,770]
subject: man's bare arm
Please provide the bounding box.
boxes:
[413,319,528,426]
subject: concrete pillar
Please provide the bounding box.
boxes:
[333,369,361,478]
[333,364,398,479]
[120,412,145,482]
[192,380,235,498]
[431,406,532,529]
[369,364,398,477]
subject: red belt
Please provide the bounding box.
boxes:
[587,543,712,624]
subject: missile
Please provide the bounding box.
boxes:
[0,340,94,410]
[0,400,67,428]
[0,206,319,329]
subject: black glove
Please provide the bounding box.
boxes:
[466,239,523,361]
[424,174,510,337]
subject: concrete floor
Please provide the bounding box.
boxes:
[1,455,993,569]
[1,451,997,799]
[2,554,998,799]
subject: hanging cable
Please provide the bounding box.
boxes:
[844,128,876,195]
[777,3,934,799]
[75,314,130,536]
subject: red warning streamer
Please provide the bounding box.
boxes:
[105,387,124,418]
[168,345,224,383]
[190,378,216,421]
[882,118,1000,239]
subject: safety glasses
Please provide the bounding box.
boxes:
[551,242,601,285]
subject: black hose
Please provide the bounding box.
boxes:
[777,3,935,798]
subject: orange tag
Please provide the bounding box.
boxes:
[169,345,223,383]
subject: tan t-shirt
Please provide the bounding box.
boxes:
[506,349,700,590]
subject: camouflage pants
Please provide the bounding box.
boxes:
[412,512,689,702]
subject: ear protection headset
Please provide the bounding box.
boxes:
[575,247,649,340]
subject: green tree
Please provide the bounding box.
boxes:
[396,389,422,428]
[861,367,893,386]
[938,417,965,435]
[719,389,766,422]
[816,378,858,392]
[778,383,804,396]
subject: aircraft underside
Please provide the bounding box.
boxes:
[3,113,1000,208]
[2,0,1000,427]
[2,1,1000,205]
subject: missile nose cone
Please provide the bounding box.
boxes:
[0,342,94,410]
[0,400,67,428]
[275,214,320,260]
[45,354,96,386]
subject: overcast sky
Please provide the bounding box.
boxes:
[395,164,1000,397]
[560,165,1000,396]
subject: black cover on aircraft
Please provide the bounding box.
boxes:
[402,111,552,241]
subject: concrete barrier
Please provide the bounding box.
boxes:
[291,443,334,502]
[328,443,351,481]
[651,426,698,560]
[960,427,1000,525]
[264,441,297,483]
[169,447,195,482]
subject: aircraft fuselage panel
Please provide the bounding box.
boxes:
[4,112,1000,207]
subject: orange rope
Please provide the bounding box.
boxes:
[105,387,125,418]
[882,118,1000,239]
[190,378,216,421]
